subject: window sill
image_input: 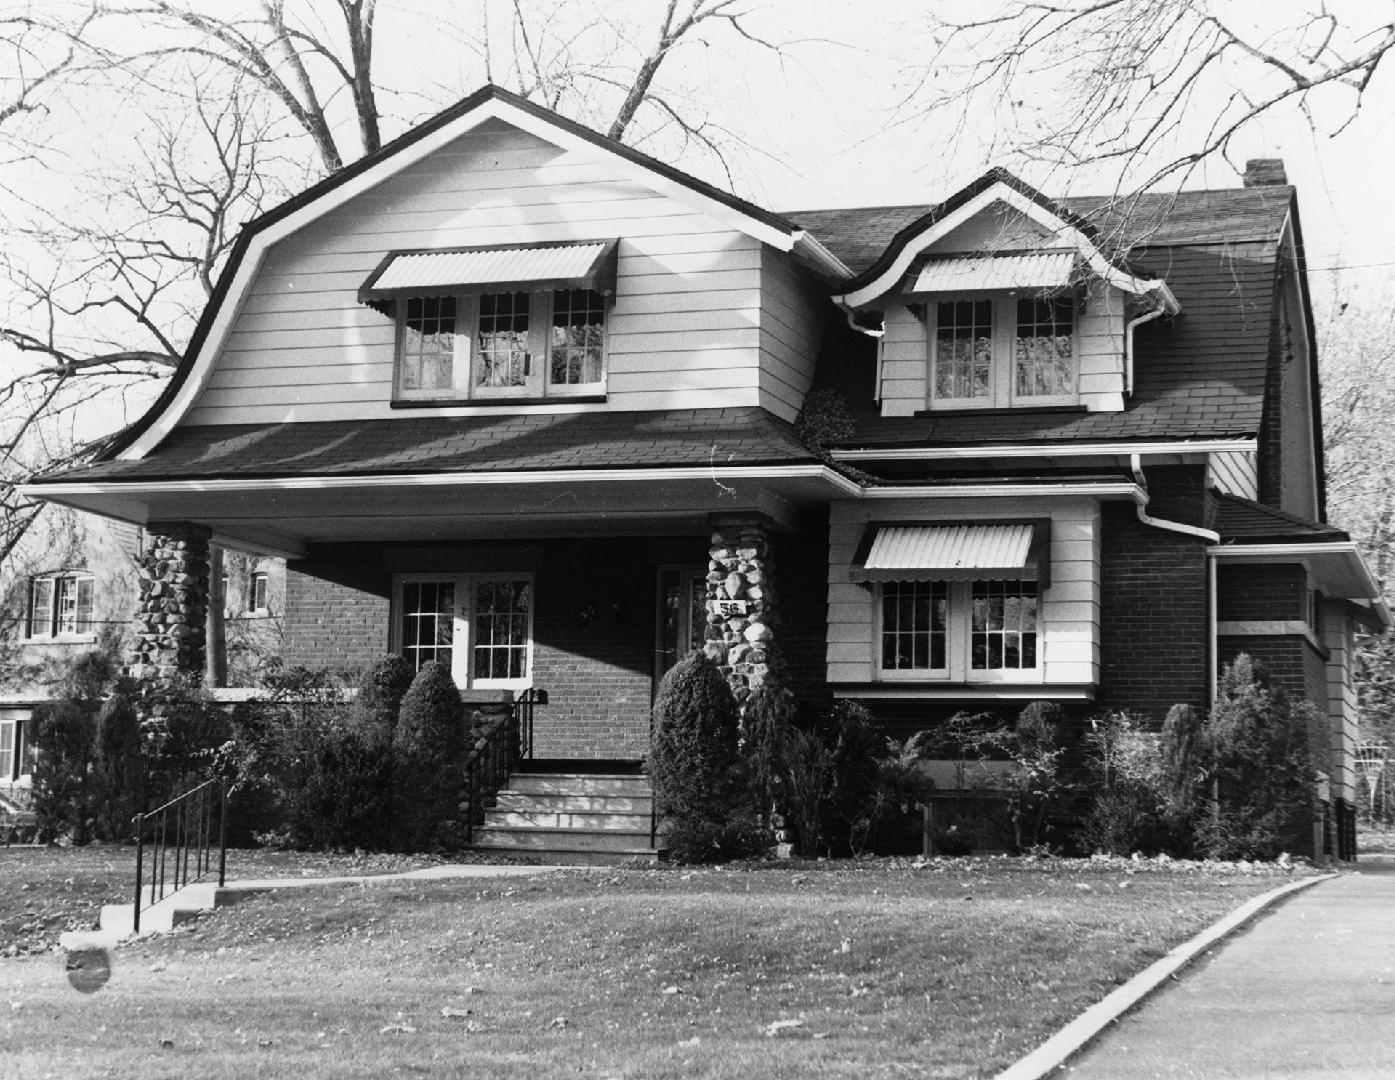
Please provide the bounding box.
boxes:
[912,404,1087,418]
[391,394,607,409]
[20,635,97,646]
[832,681,1093,701]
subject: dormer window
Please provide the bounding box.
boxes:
[929,297,1076,409]
[360,240,617,406]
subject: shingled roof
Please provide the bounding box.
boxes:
[790,187,1292,449]
[35,408,817,485]
[1214,493,1347,543]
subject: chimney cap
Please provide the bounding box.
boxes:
[1243,159,1289,187]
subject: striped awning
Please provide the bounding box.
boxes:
[907,251,1076,294]
[851,523,1044,583]
[359,240,618,310]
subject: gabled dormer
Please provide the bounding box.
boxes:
[830,169,1179,418]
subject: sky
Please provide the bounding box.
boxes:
[5,0,1395,445]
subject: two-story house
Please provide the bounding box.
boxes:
[23,86,1386,860]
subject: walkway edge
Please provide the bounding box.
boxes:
[991,871,1338,1080]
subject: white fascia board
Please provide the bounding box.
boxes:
[860,481,1143,500]
[119,96,796,462]
[1209,541,1383,599]
[792,231,853,280]
[22,463,863,499]
[832,183,1178,312]
[833,439,1256,462]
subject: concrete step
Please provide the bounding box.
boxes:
[494,792,653,814]
[471,825,656,854]
[490,846,661,867]
[484,809,652,831]
[507,774,652,797]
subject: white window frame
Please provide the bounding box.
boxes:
[875,578,1043,684]
[927,296,1078,410]
[0,710,34,783]
[249,570,269,614]
[391,572,534,690]
[394,289,607,402]
[26,572,95,642]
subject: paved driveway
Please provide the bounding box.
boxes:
[1061,862,1395,1079]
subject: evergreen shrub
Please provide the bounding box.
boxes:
[393,661,467,851]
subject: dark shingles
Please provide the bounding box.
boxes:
[36,407,817,484]
[1214,492,1346,542]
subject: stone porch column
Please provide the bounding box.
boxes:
[129,522,212,680]
[705,513,777,704]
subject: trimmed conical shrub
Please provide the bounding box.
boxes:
[393,661,467,851]
[353,654,414,746]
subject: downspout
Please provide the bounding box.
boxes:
[1125,304,1167,395]
[1131,453,1221,712]
[842,307,886,404]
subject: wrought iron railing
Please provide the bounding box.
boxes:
[133,778,227,934]
[462,688,546,845]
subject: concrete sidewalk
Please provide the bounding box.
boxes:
[1061,860,1395,1079]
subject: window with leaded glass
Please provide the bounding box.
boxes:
[399,296,457,394]
[971,579,1038,671]
[880,580,948,672]
[550,289,605,387]
[1015,299,1074,397]
[476,292,531,389]
[933,300,993,401]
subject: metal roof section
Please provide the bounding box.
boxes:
[907,251,1077,294]
[359,240,619,312]
[851,522,1040,583]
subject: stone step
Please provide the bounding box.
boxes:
[490,847,661,867]
[494,792,653,814]
[484,809,652,831]
[506,774,652,797]
[471,825,656,853]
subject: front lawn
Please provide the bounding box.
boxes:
[0,846,443,956]
[0,857,1310,1079]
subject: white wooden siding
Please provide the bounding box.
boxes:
[825,496,1102,689]
[1321,601,1358,801]
[186,117,800,425]
[1209,450,1259,500]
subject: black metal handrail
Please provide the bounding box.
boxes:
[133,778,227,934]
[463,688,546,845]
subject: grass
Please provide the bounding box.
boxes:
[0,855,1309,1079]
[1358,822,1395,854]
[0,846,443,956]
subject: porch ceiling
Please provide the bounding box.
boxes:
[29,466,856,557]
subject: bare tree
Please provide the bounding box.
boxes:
[897,1,1395,189]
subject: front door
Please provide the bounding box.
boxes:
[655,566,706,694]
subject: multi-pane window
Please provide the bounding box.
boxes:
[880,580,948,671]
[395,575,532,687]
[1015,299,1074,397]
[0,713,34,782]
[930,298,1075,407]
[400,580,456,673]
[970,580,1038,671]
[396,290,605,400]
[27,573,94,638]
[472,580,531,682]
[476,292,531,389]
[934,300,993,401]
[550,289,606,386]
[399,297,457,393]
[879,578,1040,680]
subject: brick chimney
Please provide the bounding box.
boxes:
[1243,158,1288,187]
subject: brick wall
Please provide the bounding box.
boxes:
[1097,497,1210,720]
[1217,563,1306,622]
[282,546,393,672]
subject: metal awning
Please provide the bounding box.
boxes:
[359,240,619,311]
[907,251,1076,294]
[851,522,1048,583]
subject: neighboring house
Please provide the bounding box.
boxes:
[0,506,284,815]
[24,87,1387,859]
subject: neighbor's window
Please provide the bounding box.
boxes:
[930,298,1076,408]
[27,573,94,639]
[0,712,35,782]
[249,570,269,613]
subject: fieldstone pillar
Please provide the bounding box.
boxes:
[129,522,212,680]
[705,514,777,704]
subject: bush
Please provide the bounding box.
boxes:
[393,661,467,851]
[31,650,118,842]
[649,653,762,863]
[286,723,396,850]
[1195,655,1316,860]
[1077,711,1168,856]
[1003,701,1069,851]
[741,661,797,827]
[90,692,144,841]
[777,701,886,856]
[352,654,414,746]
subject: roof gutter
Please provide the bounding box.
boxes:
[1130,454,1221,542]
[832,438,1256,463]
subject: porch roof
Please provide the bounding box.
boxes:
[35,407,817,483]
